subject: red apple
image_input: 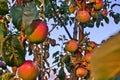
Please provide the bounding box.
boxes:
[101,9,108,17]
[84,52,93,63]
[76,67,88,77]
[65,40,78,53]
[93,0,104,10]
[18,60,38,80]
[55,77,60,80]
[76,10,90,23]
[27,20,48,43]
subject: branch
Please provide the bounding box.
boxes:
[49,0,72,39]
[111,3,120,9]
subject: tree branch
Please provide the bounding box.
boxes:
[49,0,72,39]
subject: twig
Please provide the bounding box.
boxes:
[49,0,72,39]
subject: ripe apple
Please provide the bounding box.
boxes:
[84,52,93,63]
[76,67,88,77]
[55,77,60,80]
[18,60,38,80]
[76,10,90,23]
[27,20,48,43]
[101,9,108,17]
[65,40,78,53]
[93,0,104,10]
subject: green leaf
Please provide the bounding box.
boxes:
[58,68,66,80]
[52,51,59,58]
[52,68,57,74]
[22,2,39,31]
[10,5,23,30]
[113,13,120,24]
[91,32,120,80]
[52,57,59,64]
[2,35,25,67]
[2,72,14,80]
[65,63,74,73]
[104,17,109,24]
[63,55,70,64]
[96,19,101,28]
[0,22,7,37]
[0,0,9,15]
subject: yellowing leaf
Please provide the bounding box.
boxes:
[91,32,120,80]
[39,0,44,5]
[40,13,46,19]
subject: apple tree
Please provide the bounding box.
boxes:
[0,0,120,80]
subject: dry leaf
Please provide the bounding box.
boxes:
[91,32,120,80]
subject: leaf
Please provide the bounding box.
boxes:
[96,19,101,28]
[52,57,59,64]
[22,2,39,31]
[113,13,120,24]
[0,22,7,37]
[91,32,120,80]
[63,55,70,65]
[52,51,59,58]
[2,35,25,67]
[58,67,66,80]
[101,22,104,26]
[10,5,23,30]
[52,68,57,74]
[2,72,14,80]
[65,63,74,73]
[104,17,109,24]
[0,0,9,15]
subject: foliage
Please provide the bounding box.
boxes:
[0,0,120,80]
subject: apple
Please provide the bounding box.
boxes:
[55,77,60,80]
[76,67,88,77]
[18,60,38,80]
[93,0,104,10]
[76,10,90,23]
[27,20,48,43]
[84,52,93,63]
[101,9,108,17]
[89,0,96,3]
[65,40,78,53]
